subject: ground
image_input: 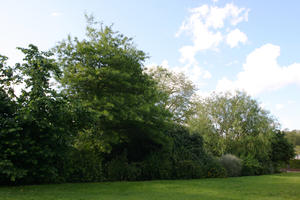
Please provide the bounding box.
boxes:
[0,173,299,200]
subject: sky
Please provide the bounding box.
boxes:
[1,0,300,130]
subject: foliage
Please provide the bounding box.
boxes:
[0,56,25,183]
[1,16,293,184]
[289,159,300,169]
[188,91,277,164]
[219,154,242,177]
[173,160,205,179]
[64,149,103,182]
[138,151,172,180]
[270,130,295,165]
[241,155,263,176]
[147,66,196,124]
[0,45,78,184]
[285,130,300,146]
[166,124,226,179]
[54,16,171,159]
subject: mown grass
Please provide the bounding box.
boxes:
[0,173,299,200]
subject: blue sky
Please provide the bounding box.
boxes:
[1,0,300,130]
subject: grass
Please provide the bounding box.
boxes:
[0,173,300,200]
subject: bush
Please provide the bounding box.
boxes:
[289,159,300,169]
[65,149,103,182]
[204,158,227,178]
[105,152,143,181]
[173,160,205,179]
[106,152,129,181]
[219,154,242,177]
[139,151,172,180]
[241,156,262,176]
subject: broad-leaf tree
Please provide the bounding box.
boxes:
[55,16,171,161]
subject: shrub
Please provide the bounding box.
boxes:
[106,152,129,181]
[139,151,172,180]
[205,158,227,178]
[289,159,300,169]
[219,154,242,177]
[105,152,144,181]
[173,160,205,179]
[241,156,262,176]
[65,149,103,182]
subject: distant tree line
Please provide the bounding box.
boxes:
[0,16,295,185]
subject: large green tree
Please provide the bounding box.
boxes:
[55,17,171,161]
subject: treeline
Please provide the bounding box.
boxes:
[0,18,295,185]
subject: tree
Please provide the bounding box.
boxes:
[271,130,295,165]
[147,66,196,124]
[55,16,171,161]
[0,55,26,183]
[188,91,278,161]
[0,45,78,184]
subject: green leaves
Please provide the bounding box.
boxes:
[147,66,196,124]
[55,17,171,158]
[189,91,277,160]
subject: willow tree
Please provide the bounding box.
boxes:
[188,91,278,162]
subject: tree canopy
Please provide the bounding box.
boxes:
[55,17,171,160]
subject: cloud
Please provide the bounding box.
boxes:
[145,59,211,89]
[176,3,249,56]
[275,104,284,110]
[51,12,62,17]
[175,3,249,84]
[216,43,300,95]
[226,28,247,48]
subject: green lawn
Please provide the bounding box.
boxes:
[0,173,299,200]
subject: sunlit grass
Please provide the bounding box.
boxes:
[0,173,299,200]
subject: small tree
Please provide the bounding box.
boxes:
[271,130,295,167]
[189,91,278,163]
[147,66,196,124]
[0,45,78,184]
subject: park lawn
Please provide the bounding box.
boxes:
[0,173,299,200]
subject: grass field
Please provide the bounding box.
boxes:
[0,173,299,200]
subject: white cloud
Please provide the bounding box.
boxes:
[216,43,300,95]
[288,100,295,104]
[275,104,284,110]
[226,28,247,48]
[145,59,211,89]
[51,12,62,17]
[176,3,249,80]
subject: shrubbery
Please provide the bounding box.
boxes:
[64,149,103,182]
[219,154,242,177]
[289,160,300,169]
